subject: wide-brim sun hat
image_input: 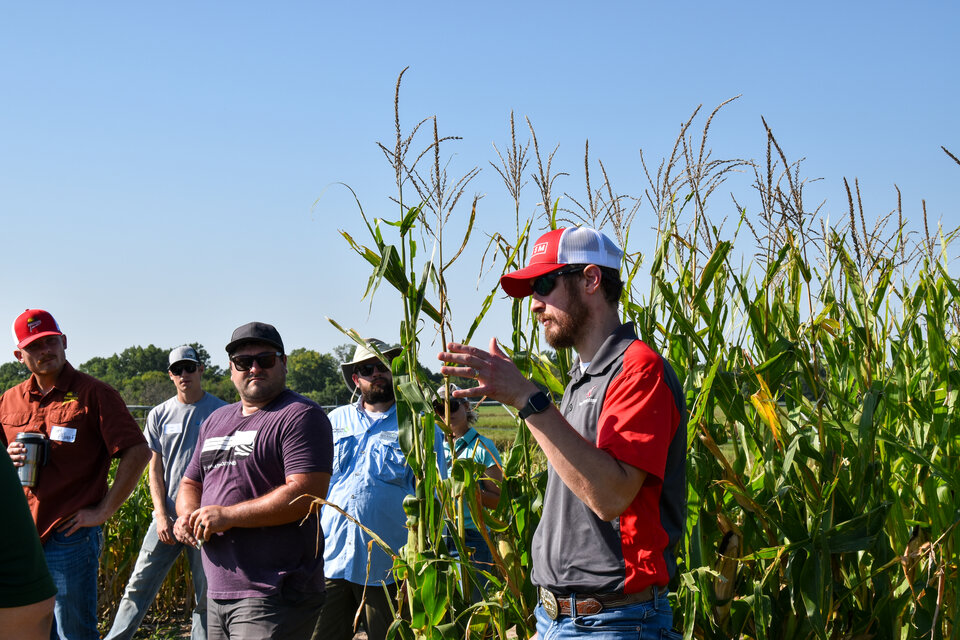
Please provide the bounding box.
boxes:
[499,226,623,298]
[340,338,403,392]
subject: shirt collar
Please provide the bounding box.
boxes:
[28,361,75,398]
[354,399,397,419]
[570,322,637,381]
[456,427,479,445]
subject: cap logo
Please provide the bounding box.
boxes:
[26,318,42,333]
[532,242,550,256]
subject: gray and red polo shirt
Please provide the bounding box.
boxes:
[531,323,687,595]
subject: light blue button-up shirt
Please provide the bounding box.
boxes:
[321,400,447,584]
[443,427,502,532]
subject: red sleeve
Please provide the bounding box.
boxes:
[596,342,678,480]
[95,382,146,457]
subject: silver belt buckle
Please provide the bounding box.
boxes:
[539,587,559,620]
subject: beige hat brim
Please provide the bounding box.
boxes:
[340,346,403,392]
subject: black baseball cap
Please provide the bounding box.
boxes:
[225,322,284,355]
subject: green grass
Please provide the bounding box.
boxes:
[475,402,519,452]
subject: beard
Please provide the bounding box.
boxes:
[361,377,395,404]
[540,282,590,349]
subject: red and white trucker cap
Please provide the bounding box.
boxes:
[12,309,64,349]
[499,227,623,298]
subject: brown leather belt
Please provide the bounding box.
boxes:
[539,586,656,619]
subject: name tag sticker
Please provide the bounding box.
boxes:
[163,423,183,435]
[50,426,77,443]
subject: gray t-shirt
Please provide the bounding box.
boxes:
[144,392,228,514]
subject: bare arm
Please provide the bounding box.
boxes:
[439,339,645,521]
[479,464,502,509]
[174,476,203,547]
[0,596,54,640]
[188,472,331,542]
[147,451,176,544]
[59,442,151,535]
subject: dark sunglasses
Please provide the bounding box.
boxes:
[169,362,198,376]
[531,265,586,296]
[230,352,282,372]
[355,361,389,377]
[433,398,463,414]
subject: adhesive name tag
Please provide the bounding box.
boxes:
[163,423,184,435]
[50,426,77,443]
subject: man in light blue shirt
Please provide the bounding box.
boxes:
[314,339,447,640]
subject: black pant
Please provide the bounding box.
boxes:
[313,578,399,640]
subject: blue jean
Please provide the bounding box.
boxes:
[44,525,103,640]
[534,588,682,640]
[104,519,207,640]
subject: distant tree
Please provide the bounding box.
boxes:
[0,361,29,393]
[187,342,226,377]
[79,344,168,388]
[205,377,239,404]
[119,370,173,406]
[116,345,169,377]
[287,348,349,406]
[333,343,356,365]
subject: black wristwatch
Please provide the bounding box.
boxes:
[518,391,551,419]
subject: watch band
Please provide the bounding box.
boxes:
[518,391,551,419]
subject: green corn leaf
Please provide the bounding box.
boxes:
[399,205,422,235]
[824,503,889,552]
[691,240,731,310]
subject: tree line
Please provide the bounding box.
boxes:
[0,343,446,408]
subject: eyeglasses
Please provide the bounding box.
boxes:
[531,266,586,296]
[355,361,389,377]
[169,362,198,376]
[433,399,463,414]
[230,352,282,371]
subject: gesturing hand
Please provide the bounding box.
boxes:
[437,338,539,410]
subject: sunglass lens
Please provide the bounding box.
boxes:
[357,362,387,377]
[433,399,461,414]
[231,356,254,371]
[170,362,198,375]
[532,274,556,296]
[231,353,278,371]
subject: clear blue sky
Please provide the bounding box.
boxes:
[2,2,957,369]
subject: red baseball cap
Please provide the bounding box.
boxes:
[499,227,623,298]
[12,309,64,349]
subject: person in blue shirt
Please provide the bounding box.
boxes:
[436,385,502,583]
[314,338,447,640]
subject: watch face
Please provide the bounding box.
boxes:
[530,392,551,413]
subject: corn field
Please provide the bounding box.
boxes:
[100,72,959,639]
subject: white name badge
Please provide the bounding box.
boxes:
[163,423,184,435]
[50,426,77,443]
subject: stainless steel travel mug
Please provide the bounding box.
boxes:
[15,432,48,488]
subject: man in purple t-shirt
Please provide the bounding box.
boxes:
[174,322,333,640]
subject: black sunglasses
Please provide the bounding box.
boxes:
[433,398,463,414]
[531,265,587,296]
[169,362,198,376]
[355,361,389,377]
[230,352,282,372]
